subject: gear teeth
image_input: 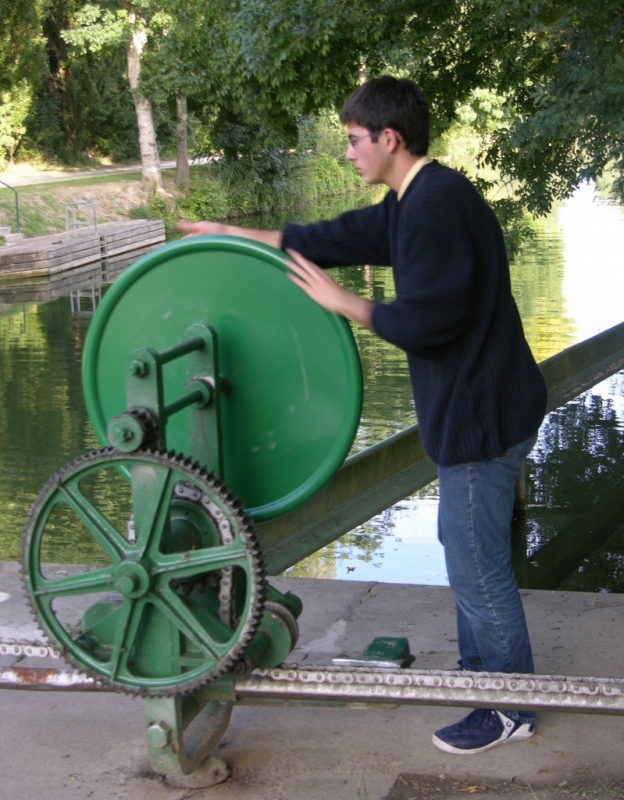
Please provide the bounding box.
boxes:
[22,447,266,697]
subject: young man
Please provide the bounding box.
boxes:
[179,76,548,754]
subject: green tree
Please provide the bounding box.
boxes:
[0,0,46,168]
[174,0,622,218]
[392,0,624,214]
[62,1,167,192]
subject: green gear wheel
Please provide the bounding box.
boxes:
[22,448,265,695]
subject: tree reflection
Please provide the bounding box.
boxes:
[517,373,624,591]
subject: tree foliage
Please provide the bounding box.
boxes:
[2,0,623,220]
[0,0,47,168]
[391,0,624,213]
[487,0,624,213]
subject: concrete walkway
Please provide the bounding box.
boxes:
[0,158,215,187]
[2,560,624,799]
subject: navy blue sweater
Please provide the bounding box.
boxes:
[282,161,547,466]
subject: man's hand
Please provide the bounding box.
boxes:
[177,221,226,236]
[286,249,374,330]
[177,220,282,249]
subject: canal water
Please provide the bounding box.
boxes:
[1,183,623,591]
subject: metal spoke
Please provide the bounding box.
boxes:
[107,598,143,681]
[131,462,179,558]
[32,567,114,598]
[152,586,233,660]
[151,540,250,581]
[60,481,128,563]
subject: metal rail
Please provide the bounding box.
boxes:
[258,320,624,574]
[0,178,20,232]
[4,663,624,716]
[65,200,97,234]
[236,666,624,715]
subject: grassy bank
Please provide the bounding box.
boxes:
[0,172,148,238]
[0,117,376,240]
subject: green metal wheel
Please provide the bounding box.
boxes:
[22,448,265,695]
[82,236,363,521]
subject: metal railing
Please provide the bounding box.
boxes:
[65,200,97,234]
[0,179,20,233]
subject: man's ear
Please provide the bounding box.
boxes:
[378,128,403,154]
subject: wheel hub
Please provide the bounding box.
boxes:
[114,562,150,598]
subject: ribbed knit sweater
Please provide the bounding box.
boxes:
[282,161,547,466]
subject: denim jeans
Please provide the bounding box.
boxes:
[437,433,538,723]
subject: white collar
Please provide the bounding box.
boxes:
[397,156,432,200]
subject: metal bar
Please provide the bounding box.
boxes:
[65,201,98,234]
[164,388,205,418]
[158,336,205,365]
[235,667,624,715]
[540,321,624,411]
[7,663,624,716]
[258,321,624,575]
[0,667,111,691]
[258,425,437,574]
[0,179,20,232]
[0,640,60,658]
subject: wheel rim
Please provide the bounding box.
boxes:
[22,448,265,695]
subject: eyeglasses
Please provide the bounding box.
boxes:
[347,131,381,149]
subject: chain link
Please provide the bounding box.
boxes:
[174,481,235,626]
[0,639,61,659]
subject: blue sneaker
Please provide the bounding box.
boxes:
[432,709,535,754]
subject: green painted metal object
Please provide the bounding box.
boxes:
[82,236,363,521]
[23,234,363,774]
[22,448,265,694]
[332,636,415,668]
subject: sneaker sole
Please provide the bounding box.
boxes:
[431,727,534,755]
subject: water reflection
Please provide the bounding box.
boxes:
[1,185,624,593]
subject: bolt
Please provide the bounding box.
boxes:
[116,574,138,595]
[129,359,148,377]
[147,722,171,749]
[113,427,134,444]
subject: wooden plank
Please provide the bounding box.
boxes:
[48,246,102,268]
[104,228,164,248]
[0,237,101,268]
[0,219,165,277]
[0,267,50,282]
[106,236,165,257]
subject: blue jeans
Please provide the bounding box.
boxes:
[437,433,538,723]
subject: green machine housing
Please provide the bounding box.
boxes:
[21,236,364,775]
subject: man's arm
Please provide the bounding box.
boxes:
[286,250,374,330]
[177,220,282,250]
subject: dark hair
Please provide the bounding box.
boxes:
[339,76,429,155]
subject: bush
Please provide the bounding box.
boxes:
[142,112,371,228]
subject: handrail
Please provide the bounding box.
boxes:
[0,179,20,232]
[65,200,97,234]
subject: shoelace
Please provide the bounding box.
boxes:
[460,709,499,730]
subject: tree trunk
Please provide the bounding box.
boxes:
[175,93,190,192]
[127,20,164,194]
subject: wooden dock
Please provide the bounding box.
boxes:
[0,245,157,306]
[0,219,165,279]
